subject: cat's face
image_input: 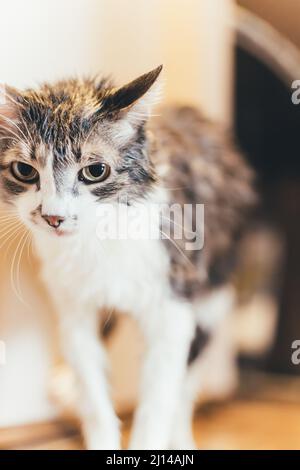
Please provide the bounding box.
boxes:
[0,67,161,237]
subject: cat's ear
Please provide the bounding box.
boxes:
[101,65,163,121]
[0,85,19,133]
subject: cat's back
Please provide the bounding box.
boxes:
[149,104,256,299]
[149,104,253,201]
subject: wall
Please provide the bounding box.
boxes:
[238,0,300,49]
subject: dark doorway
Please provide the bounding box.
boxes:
[234,45,300,374]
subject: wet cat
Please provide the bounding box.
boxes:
[0,66,255,449]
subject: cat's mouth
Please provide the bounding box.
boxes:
[29,217,77,237]
[46,223,78,237]
[53,228,75,237]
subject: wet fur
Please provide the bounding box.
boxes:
[0,67,255,449]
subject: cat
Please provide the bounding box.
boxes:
[0,65,255,449]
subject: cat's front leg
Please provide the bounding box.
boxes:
[55,300,120,450]
[129,299,195,450]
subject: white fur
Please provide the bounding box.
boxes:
[25,186,195,449]
[12,166,237,450]
[6,78,236,449]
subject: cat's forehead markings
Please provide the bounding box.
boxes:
[34,143,48,167]
[80,145,100,165]
[82,138,120,166]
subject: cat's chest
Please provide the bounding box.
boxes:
[36,233,170,315]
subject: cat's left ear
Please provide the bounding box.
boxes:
[101,65,163,122]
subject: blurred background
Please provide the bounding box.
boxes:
[1,0,300,449]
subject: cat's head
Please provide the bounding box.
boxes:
[0,66,162,237]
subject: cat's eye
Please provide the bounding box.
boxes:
[79,163,110,184]
[11,161,39,184]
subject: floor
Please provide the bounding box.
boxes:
[2,373,300,450]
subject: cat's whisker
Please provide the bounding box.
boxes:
[161,185,192,191]
[0,117,27,141]
[160,215,196,237]
[0,123,30,151]
[0,136,16,143]
[0,208,18,215]
[2,224,24,257]
[15,229,30,303]
[13,230,25,296]
[0,213,29,303]
[0,206,18,213]
[84,126,95,146]
[0,215,20,221]
[0,114,32,149]
[27,232,34,268]
[0,228,24,256]
[0,217,19,225]
[0,211,19,220]
[10,228,29,306]
[159,229,195,270]
[0,222,19,229]
[0,221,20,230]
[20,116,34,147]
[0,231,20,249]
[0,220,23,241]
[0,210,21,222]
[0,223,22,239]
[130,112,161,120]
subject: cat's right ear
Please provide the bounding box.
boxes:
[0,85,19,133]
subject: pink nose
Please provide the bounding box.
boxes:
[42,214,65,228]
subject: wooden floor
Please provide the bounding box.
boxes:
[2,374,300,450]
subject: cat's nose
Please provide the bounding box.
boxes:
[42,214,65,228]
